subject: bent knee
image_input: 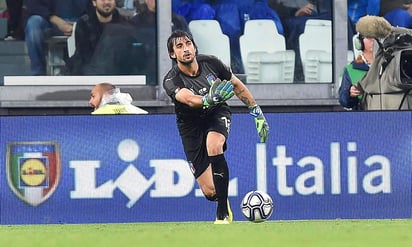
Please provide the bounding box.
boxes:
[26,15,45,27]
[206,143,224,156]
[202,187,216,201]
[204,192,217,201]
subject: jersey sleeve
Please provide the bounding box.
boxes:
[208,55,232,81]
[162,68,181,102]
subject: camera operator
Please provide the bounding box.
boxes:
[356,15,412,110]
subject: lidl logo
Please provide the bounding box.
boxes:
[6,142,61,206]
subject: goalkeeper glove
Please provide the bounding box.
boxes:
[249,104,269,143]
[202,79,234,107]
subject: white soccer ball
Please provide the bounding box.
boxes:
[240,190,274,223]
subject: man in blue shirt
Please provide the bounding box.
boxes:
[347,0,380,27]
[384,0,412,28]
[65,0,126,75]
[25,0,91,75]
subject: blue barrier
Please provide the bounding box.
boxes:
[0,112,411,224]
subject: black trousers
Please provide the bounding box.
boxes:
[5,0,23,37]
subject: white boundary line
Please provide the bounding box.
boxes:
[4,75,146,86]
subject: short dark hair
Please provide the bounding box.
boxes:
[166,30,198,60]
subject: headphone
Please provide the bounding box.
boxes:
[354,33,365,51]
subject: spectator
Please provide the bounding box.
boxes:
[269,0,332,82]
[384,0,412,28]
[339,33,374,110]
[24,0,92,75]
[115,0,137,18]
[380,0,404,16]
[347,0,380,29]
[131,0,188,32]
[89,82,148,114]
[130,0,188,85]
[269,0,321,18]
[4,0,24,40]
[65,0,126,75]
[248,0,284,35]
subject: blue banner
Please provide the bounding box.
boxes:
[0,112,411,224]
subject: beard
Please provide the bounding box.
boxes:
[179,52,195,65]
[180,57,195,66]
[96,6,114,18]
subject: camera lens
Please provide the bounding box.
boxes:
[400,50,412,82]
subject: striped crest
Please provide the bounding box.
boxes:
[6,142,61,206]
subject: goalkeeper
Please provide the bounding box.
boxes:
[163,30,269,224]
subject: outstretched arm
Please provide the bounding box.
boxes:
[175,79,234,108]
[175,88,203,108]
[230,74,270,143]
[230,74,257,107]
[49,15,73,36]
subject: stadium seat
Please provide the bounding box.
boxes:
[46,36,68,76]
[67,22,77,58]
[239,19,295,83]
[303,50,332,82]
[188,20,231,67]
[246,51,295,83]
[299,19,332,82]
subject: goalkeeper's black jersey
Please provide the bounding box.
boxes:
[163,54,232,121]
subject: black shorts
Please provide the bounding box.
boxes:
[177,106,231,178]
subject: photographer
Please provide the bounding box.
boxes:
[356,15,412,110]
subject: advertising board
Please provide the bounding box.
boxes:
[0,112,410,224]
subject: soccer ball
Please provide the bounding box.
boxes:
[240,190,274,223]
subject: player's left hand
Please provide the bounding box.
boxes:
[249,105,269,143]
[202,79,234,106]
[217,79,235,102]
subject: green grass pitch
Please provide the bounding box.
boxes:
[0,219,411,247]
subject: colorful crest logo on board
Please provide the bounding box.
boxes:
[6,142,61,206]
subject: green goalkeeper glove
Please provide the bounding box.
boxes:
[202,79,235,107]
[249,104,269,143]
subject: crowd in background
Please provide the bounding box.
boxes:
[0,0,411,86]
[0,0,166,85]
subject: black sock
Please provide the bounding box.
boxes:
[209,154,229,219]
